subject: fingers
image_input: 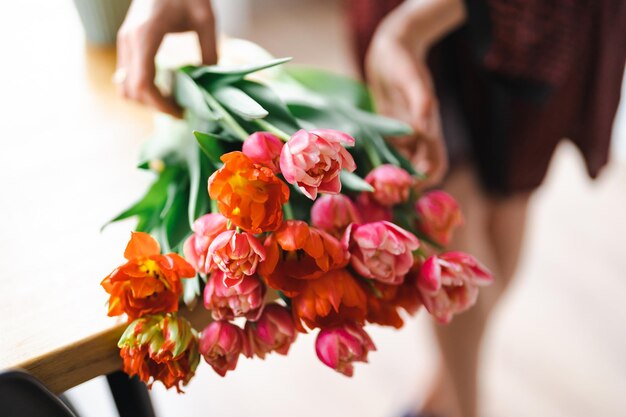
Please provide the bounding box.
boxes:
[194,10,218,65]
[413,135,449,188]
[116,20,182,117]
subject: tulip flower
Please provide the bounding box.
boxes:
[207,230,266,287]
[280,129,356,200]
[208,151,290,233]
[365,274,422,329]
[259,220,349,296]
[242,132,283,173]
[243,303,297,359]
[291,268,367,330]
[415,190,464,246]
[418,252,493,324]
[365,164,414,206]
[101,232,195,320]
[343,221,420,285]
[355,192,393,223]
[204,271,266,321]
[310,194,361,238]
[199,321,245,377]
[118,314,200,392]
[315,324,376,377]
[183,213,229,275]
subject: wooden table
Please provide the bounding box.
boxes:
[0,1,211,394]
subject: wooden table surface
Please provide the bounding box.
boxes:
[0,1,211,393]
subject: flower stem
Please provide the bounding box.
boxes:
[201,89,249,141]
[283,202,294,220]
[255,119,291,142]
[364,141,383,167]
[210,198,219,214]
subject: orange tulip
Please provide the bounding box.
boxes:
[291,269,367,330]
[118,314,200,392]
[365,274,422,329]
[208,151,290,233]
[101,232,195,320]
[258,220,349,296]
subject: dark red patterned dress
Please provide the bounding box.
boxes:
[347,0,626,195]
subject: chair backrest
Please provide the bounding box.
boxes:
[0,371,77,417]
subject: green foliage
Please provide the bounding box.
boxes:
[285,66,374,111]
[108,57,427,271]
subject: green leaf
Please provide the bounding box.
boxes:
[236,80,301,133]
[285,66,374,111]
[352,108,413,137]
[174,71,218,120]
[287,102,356,134]
[104,167,178,229]
[340,170,374,193]
[385,145,427,179]
[193,131,227,167]
[138,115,194,167]
[213,86,268,120]
[191,57,292,89]
[162,179,191,250]
[185,141,211,228]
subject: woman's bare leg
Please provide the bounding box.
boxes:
[421,166,531,417]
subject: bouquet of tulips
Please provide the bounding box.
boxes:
[101,43,492,392]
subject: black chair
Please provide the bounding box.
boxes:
[0,370,156,417]
[0,370,77,417]
[106,371,156,417]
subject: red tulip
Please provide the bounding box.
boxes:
[183,213,229,275]
[242,132,284,173]
[415,190,463,246]
[199,321,244,376]
[207,230,266,287]
[204,271,266,321]
[343,221,420,285]
[280,129,356,200]
[315,324,376,377]
[310,194,361,238]
[365,164,414,206]
[418,252,493,324]
[243,303,297,359]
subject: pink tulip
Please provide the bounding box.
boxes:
[355,192,393,223]
[343,221,420,285]
[199,321,244,376]
[183,213,229,274]
[415,190,464,246]
[310,194,362,238]
[208,230,266,287]
[365,164,414,206]
[242,132,283,173]
[280,129,356,200]
[315,324,376,377]
[204,271,266,321]
[417,252,493,324]
[243,303,297,359]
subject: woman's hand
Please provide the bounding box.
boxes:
[115,0,218,116]
[366,33,447,186]
[365,0,466,187]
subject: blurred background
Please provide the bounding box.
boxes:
[5,0,626,416]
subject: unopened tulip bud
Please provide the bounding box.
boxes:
[365,164,414,206]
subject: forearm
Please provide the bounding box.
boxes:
[377,0,467,55]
